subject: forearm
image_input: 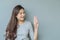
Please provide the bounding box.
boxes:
[34,29,38,40]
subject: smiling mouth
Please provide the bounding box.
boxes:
[21,17,24,18]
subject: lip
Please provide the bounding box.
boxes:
[21,17,24,18]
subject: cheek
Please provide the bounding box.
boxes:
[23,14,26,17]
[16,14,21,20]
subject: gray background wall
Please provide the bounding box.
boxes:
[0,0,60,40]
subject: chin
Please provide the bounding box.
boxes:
[20,19,24,21]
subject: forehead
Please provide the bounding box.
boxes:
[19,9,24,12]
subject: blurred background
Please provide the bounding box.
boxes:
[0,0,60,40]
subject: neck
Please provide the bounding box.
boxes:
[18,20,25,25]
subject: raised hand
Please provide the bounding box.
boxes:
[34,16,39,31]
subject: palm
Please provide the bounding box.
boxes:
[34,16,39,30]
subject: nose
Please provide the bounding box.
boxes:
[21,13,24,17]
[22,13,23,15]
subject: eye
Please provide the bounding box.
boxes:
[20,12,22,15]
[23,11,25,14]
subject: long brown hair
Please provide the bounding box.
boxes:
[5,5,24,40]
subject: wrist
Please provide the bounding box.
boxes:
[34,29,38,32]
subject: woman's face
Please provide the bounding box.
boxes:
[16,9,25,21]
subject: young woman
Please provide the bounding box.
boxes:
[5,5,39,40]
